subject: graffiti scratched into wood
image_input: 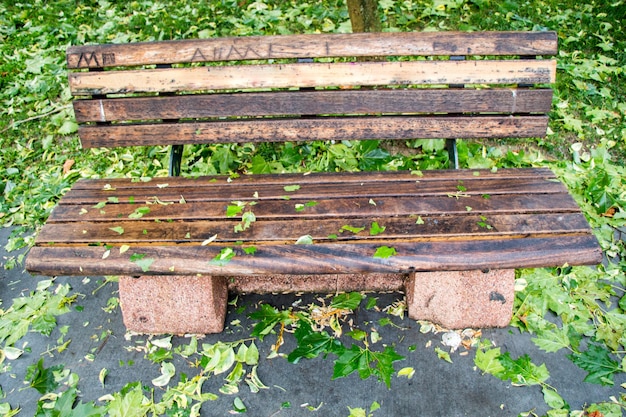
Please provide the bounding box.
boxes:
[70,42,331,68]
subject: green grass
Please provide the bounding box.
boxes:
[0,0,625,414]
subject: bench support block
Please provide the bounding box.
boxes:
[406,269,515,329]
[228,273,405,294]
[119,275,228,334]
[117,271,513,335]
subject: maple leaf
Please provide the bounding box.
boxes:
[497,352,549,386]
[288,322,345,363]
[474,347,505,376]
[332,344,404,388]
[249,304,294,341]
[532,328,571,353]
[568,344,621,385]
[26,358,63,394]
[106,382,149,417]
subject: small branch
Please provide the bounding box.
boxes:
[0,104,71,134]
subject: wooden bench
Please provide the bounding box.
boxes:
[26,31,602,334]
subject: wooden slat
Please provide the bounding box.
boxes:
[73,89,553,123]
[77,115,549,148]
[67,31,558,69]
[68,60,557,95]
[35,213,593,245]
[25,235,601,276]
[46,193,582,224]
[57,176,567,204]
[70,168,558,190]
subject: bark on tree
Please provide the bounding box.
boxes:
[346,0,382,33]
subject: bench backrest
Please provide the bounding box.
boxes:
[67,31,557,173]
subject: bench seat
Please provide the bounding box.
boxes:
[26,167,600,277]
[25,30,603,333]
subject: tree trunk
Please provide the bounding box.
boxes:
[346,0,382,33]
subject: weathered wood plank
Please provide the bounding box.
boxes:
[72,89,553,123]
[57,176,568,205]
[77,115,549,148]
[69,60,557,95]
[45,193,582,224]
[69,168,558,190]
[67,31,558,69]
[25,234,601,276]
[35,212,594,245]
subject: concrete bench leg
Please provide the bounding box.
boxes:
[119,275,228,335]
[405,269,515,329]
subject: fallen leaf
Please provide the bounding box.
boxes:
[202,235,218,246]
[99,368,108,388]
[296,235,313,245]
[398,367,415,379]
[62,159,75,174]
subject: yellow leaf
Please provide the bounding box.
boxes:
[398,367,415,379]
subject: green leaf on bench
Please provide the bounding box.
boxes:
[369,222,386,236]
[283,185,301,192]
[242,246,257,255]
[129,253,155,272]
[373,246,397,259]
[295,201,318,212]
[210,248,235,266]
[109,226,124,235]
[128,207,150,219]
[341,225,365,234]
[295,235,313,245]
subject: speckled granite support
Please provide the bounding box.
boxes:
[405,269,515,329]
[119,270,513,334]
[227,273,405,294]
[118,273,404,335]
[119,275,228,335]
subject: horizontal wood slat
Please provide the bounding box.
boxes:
[69,60,557,95]
[28,168,601,276]
[77,115,549,148]
[45,193,582,223]
[67,31,558,69]
[36,213,592,245]
[70,168,558,189]
[25,235,601,276]
[57,176,566,204]
[73,89,553,123]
